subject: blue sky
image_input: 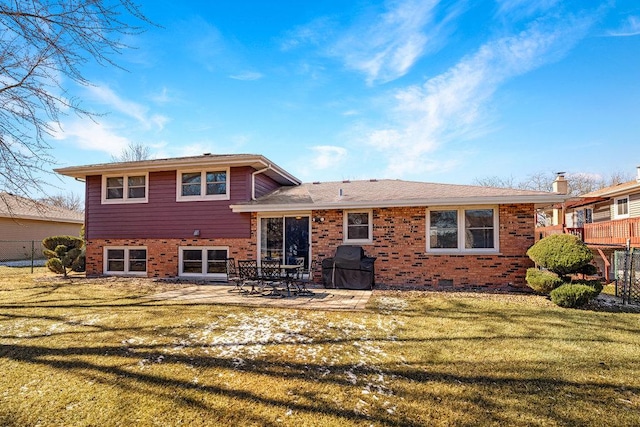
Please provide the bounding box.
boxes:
[51,0,640,195]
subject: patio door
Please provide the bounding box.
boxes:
[259,215,310,267]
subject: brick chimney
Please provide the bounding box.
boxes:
[552,172,568,194]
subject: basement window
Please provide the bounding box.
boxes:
[104,247,147,275]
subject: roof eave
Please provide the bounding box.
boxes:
[0,213,84,223]
[54,155,301,186]
[230,195,567,213]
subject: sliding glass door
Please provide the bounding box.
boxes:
[259,215,310,267]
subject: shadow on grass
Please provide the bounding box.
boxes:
[2,278,640,425]
[1,335,639,426]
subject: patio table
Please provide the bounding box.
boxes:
[279,264,301,297]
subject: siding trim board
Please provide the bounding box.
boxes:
[630,192,640,218]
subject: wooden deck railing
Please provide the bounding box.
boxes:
[535,225,564,242]
[535,218,640,246]
[583,218,640,246]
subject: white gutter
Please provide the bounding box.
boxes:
[230,194,568,212]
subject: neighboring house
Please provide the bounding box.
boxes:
[55,154,565,290]
[0,192,84,260]
[536,166,640,280]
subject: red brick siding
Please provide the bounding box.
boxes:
[310,204,535,291]
[86,237,255,278]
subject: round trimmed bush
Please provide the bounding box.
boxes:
[550,283,600,308]
[527,234,593,278]
[572,279,603,295]
[525,268,563,294]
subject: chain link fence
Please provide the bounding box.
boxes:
[0,240,47,271]
[614,249,640,305]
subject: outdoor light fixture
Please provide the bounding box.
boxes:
[193,229,200,237]
[312,216,325,223]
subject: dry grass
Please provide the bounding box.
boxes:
[1,267,639,426]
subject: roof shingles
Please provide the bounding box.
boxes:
[0,192,84,223]
[232,179,564,211]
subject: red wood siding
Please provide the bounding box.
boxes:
[86,167,253,240]
[254,172,282,198]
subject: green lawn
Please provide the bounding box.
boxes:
[1,267,639,426]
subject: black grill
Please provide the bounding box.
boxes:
[321,245,376,290]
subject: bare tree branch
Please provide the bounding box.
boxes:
[39,191,84,212]
[0,0,153,208]
[110,141,153,162]
[474,170,636,196]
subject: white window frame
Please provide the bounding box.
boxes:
[176,168,230,202]
[613,196,629,219]
[101,173,149,204]
[178,246,229,279]
[343,210,373,245]
[103,246,147,276]
[426,206,499,254]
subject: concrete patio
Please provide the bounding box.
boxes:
[147,283,372,310]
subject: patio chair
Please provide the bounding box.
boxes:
[292,259,315,296]
[226,258,245,292]
[237,260,260,294]
[259,259,284,296]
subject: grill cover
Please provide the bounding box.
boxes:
[322,245,376,290]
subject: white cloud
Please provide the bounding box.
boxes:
[309,145,348,170]
[331,0,453,84]
[86,84,168,131]
[50,119,130,156]
[150,87,173,105]
[607,15,640,37]
[365,15,593,177]
[229,71,264,81]
[495,0,560,19]
[280,17,335,51]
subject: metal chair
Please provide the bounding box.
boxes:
[226,258,245,292]
[259,259,283,296]
[292,259,315,296]
[237,260,260,294]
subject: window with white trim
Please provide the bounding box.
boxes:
[614,196,629,219]
[104,247,147,275]
[344,210,373,244]
[176,169,229,201]
[427,207,498,252]
[179,247,228,279]
[102,174,148,204]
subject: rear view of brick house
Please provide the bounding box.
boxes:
[55,153,566,291]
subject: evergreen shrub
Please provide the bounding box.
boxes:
[525,268,563,293]
[526,234,593,279]
[550,284,600,308]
